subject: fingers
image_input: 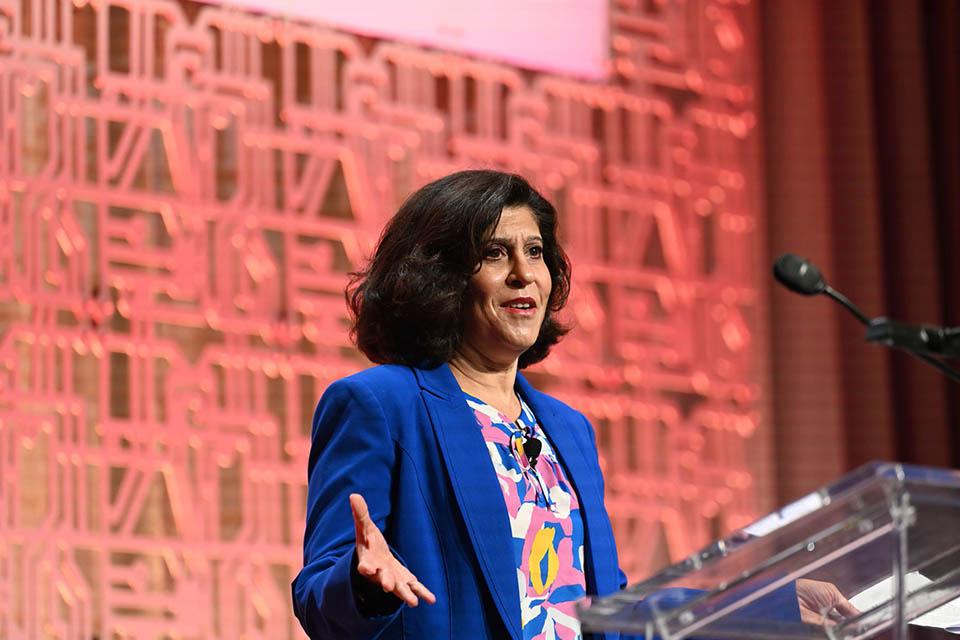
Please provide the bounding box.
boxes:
[387,575,435,608]
[356,561,437,608]
[348,494,436,608]
[377,567,396,592]
[393,580,419,607]
[368,568,435,607]
[834,597,860,618]
[799,599,860,626]
[349,493,372,545]
[350,493,370,525]
[409,579,437,605]
[824,586,859,620]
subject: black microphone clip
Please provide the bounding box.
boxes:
[523,436,542,469]
[866,318,960,359]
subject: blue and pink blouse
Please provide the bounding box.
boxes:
[464,391,587,640]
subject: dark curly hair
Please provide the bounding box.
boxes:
[346,170,571,369]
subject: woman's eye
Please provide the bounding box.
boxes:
[485,247,505,259]
[528,246,543,258]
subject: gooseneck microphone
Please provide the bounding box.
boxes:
[773,254,870,325]
[772,253,960,383]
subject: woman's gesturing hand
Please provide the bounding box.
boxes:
[350,493,437,608]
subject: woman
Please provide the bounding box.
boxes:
[291,170,624,639]
[290,170,852,639]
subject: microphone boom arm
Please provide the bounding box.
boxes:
[829,292,960,384]
[773,253,960,384]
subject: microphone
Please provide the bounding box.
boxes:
[772,253,960,382]
[772,253,826,296]
[513,420,543,468]
[772,254,870,325]
[522,437,542,469]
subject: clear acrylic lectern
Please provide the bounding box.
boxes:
[578,462,960,639]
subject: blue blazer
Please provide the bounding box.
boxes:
[291,363,627,639]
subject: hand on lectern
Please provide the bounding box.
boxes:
[796,579,860,624]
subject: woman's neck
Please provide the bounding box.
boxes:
[448,346,521,419]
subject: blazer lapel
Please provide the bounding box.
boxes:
[415,364,523,640]
[515,373,621,599]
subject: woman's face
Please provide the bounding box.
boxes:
[461,205,553,364]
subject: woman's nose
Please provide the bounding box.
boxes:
[507,255,535,286]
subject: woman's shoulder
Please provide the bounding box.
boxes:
[330,363,419,395]
[315,365,423,431]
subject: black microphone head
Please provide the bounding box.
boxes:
[773,253,827,296]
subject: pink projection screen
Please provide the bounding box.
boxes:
[210,0,610,79]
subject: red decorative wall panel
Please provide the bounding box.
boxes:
[0,0,767,637]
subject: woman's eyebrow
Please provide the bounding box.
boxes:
[487,235,543,245]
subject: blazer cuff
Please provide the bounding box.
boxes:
[308,549,402,637]
[350,549,405,618]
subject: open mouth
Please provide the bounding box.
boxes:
[501,298,537,313]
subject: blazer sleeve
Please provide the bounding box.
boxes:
[291,377,405,639]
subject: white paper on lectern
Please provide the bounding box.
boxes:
[849,571,960,634]
[742,491,825,537]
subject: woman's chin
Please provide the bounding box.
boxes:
[495,335,539,358]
